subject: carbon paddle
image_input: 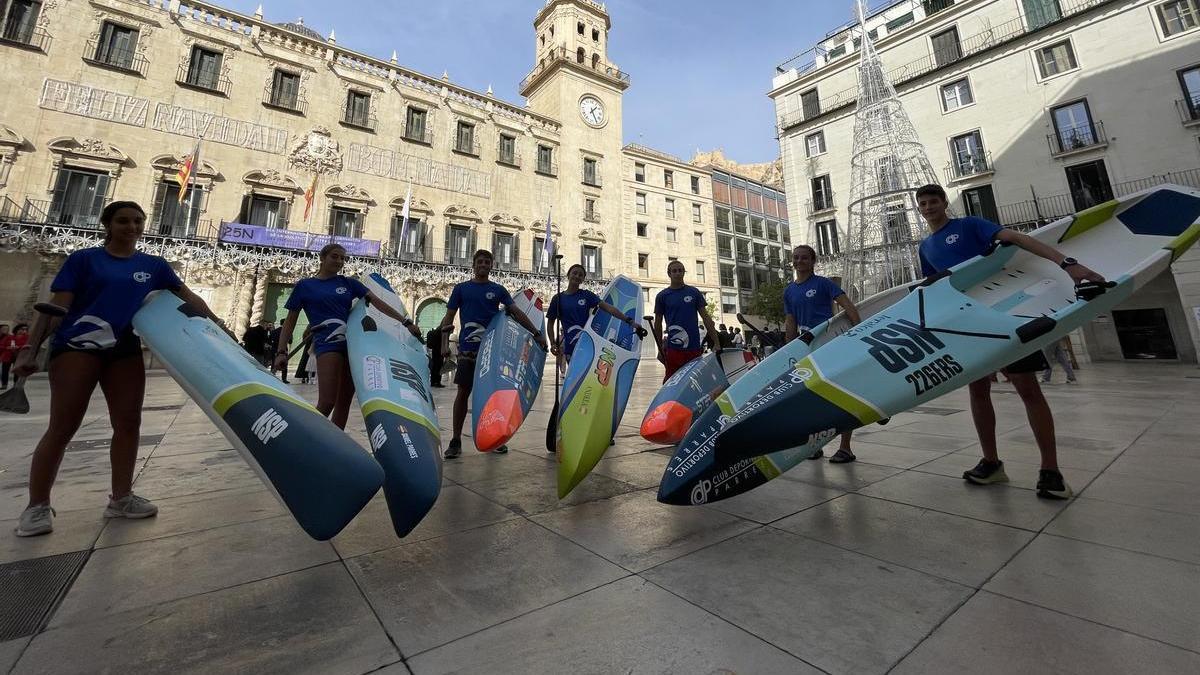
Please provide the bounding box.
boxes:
[0,377,30,415]
[546,254,564,453]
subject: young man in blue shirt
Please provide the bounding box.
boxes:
[785,244,863,463]
[653,260,718,381]
[916,184,1104,499]
[438,249,548,458]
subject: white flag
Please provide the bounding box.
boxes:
[541,207,554,268]
[398,183,412,253]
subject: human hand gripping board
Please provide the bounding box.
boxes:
[133,291,384,540]
[472,288,548,452]
[659,185,1200,505]
[556,275,644,498]
[347,273,442,538]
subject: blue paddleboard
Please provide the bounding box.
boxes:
[133,291,384,540]
[471,289,546,452]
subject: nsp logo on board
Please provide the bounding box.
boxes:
[251,408,288,443]
[370,424,388,451]
[594,346,616,386]
[859,319,946,373]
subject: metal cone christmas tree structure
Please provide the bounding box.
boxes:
[837,0,942,300]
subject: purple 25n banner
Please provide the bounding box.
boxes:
[218,222,381,257]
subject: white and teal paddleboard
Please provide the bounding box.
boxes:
[557,275,644,498]
[134,292,384,539]
[348,273,442,537]
[660,184,1200,505]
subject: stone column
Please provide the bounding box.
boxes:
[250,268,269,326]
[231,272,255,338]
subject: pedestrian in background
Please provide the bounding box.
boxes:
[1041,336,1077,384]
[0,324,27,389]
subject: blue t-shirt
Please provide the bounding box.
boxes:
[285,275,368,353]
[919,216,1003,276]
[51,247,182,350]
[654,285,706,351]
[784,275,844,332]
[448,280,514,354]
[548,289,601,355]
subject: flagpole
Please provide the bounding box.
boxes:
[183,135,202,237]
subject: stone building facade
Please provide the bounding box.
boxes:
[770,0,1200,363]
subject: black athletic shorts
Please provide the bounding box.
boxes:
[1001,349,1049,375]
[453,352,476,386]
[50,332,143,364]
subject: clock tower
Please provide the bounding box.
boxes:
[521,0,628,275]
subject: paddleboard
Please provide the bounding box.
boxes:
[557,275,644,498]
[133,291,384,540]
[639,349,757,445]
[348,273,442,537]
[471,288,547,452]
[660,184,1200,505]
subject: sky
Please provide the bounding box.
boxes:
[220,0,854,164]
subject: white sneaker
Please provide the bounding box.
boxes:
[104,493,159,519]
[15,503,55,537]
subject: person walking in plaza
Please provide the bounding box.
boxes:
[273,243,419,430]
[731,327,745,349]
[653,260,718,381]
[785,244,863,463]
[916,184,1104,499]
[241,321,269,366]
[268,322,289,383]
[12,201,225,537]
[716,324,733,349]
[437,249,547,458]
[1041,336,1077,384]
[1,323,28,390]
[427,326,447,388]
[547,264,642,367]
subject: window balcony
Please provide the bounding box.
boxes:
[453,138,481,157]
[175,64,232,97]
[0,24,50,52]
[1047,120,1107,157]
[1178,97,1200,127]
[806,193,836,216]
[401,124,432,145]
[83,40,148,77]
[944,152,994,183]
[262,86,308,115]
[583,172,602,188]
[583,211,600,224]
[535,161,558,178]
[497,145,521,168]
[341,103,377,132]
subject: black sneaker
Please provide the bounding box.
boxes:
[829,448,856,464]
[493,445,508,454]
[808,448,825,460]
[963,459,1009,485]
[1036,469,1073,500]
[443,439,462,459]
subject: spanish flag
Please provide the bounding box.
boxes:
[303,173,318,222]
[175,138,201,204]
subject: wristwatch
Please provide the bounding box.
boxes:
[1059,257,1079,269]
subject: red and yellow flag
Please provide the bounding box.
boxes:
[303,173,318,222]
[175,138,201,204]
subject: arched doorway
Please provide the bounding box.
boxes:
[416,298,447,334]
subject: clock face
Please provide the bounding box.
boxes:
[580,96,605,127]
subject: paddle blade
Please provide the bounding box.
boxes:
[0,380,29,415]
[474,389,524,452]
[545,399,559,453]
[640,400,694,446]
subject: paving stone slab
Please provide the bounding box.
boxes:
[703,476,843,524]
[777,459,903,492]
[1080,472,1200,516]
[1045,497,1200,565]
[0,637,29,673]
[589,450,673,489]
[51,516,337,627]
[531,489,759,572]
[132,450,262,500]
[985,534,1200,652]
[775,494,1035,587]
[894,591,1200,675]
[95,488,284,549]
[462,464,639,517]
[0,512,105,565]
[859,470,1068,530]
[13,564,397,675]
[346,518,625,656]
[643,527,972,674]
[438,448,552,485]
[407,576,818,675]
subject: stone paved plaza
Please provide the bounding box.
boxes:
[1,360,1198,674]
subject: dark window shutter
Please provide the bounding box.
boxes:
[468,226,476,255]
[237,194,250,223]
[278,199,291,230]
[444,223,452,263]
[513,233,520,269]
[151,180,169,231]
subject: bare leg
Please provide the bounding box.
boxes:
[314,352,342,421]
[1007,372,1058,469]
[27,353,104,506]
[838,430,852,452]
[452,380,472,441]
[98,354,146,499]
[331,353,355,430]
[968,377,999,462]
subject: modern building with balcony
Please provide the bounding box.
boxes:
[770,0,1200,363]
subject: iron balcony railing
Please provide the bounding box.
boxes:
[497,143,521,167]
[1177,96,1200,125]
[401,124,432,145]
[453,138,481,157]
[83,40,149,77]
[995,167,1200,231]
[535,161,558,178]
[778,0,1115,130]
[806,192,836,216]
[0,24,51,52]
[945,152,994,181]
[583,171,603,188]
[175,64,232,96]
[341,102,377,132]
[1048,121,1107,156]
[520,45,631,93]
[262,85,308,115]
[382,236,434,262]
